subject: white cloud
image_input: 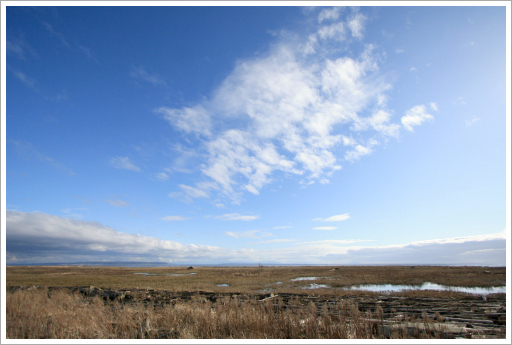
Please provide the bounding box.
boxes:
[169,183,212,203]
[226,230,260,239]
[110,156,141,172]
[6,211,223,263]
[403,232,506,246]
[155,172,169,181]
[341,135,357,146]
[300,239,374,245]
[226,229,272,239]
[179,184,209,198]
[347,12,366,39]
[105,199,129,207]
[215,213,259,221]
[361,110,400,138]
[161,216,188,222]
[158,9,430,201]
[231,232,506,265]
[313,227,338,230]
[460,248,504,255]
[429,102,438,111]
[6,211,506,266]
[314,213,350,222]
[214,200,225,209]
[344,143,374,162]
[156,105,212,137]
[401,105,434,132]
[248,239,297,244]
[273,226,292,229]
[318,7,341,23]
[395,48,404,54]
[318,21,346,40]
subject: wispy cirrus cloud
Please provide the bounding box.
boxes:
[215,213,260,221]
[130,66,166,86]
[158,7,435,202]
[226,230,260,239]
[248,239,297,244]
[78,45,98,62]
[314,213,350,222]
[42,21,96,61]
[168,184,212,203]
[465,117,481,126]
[313,227,338,230]
[155,172,169,181]
[43,22,71,48]
[110,156,141,172]
[300,239,374,245]
[161,216,188,222]
[7,36,39,60]
[226,229,272,239]
[105,199,129,207]
[9,139,75,175]
[8,67,36,88]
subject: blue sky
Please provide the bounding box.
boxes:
[3,3,509,265]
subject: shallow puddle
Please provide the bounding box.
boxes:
[217,284,229,287]
[302,283,331,289]
[133,273,156,276]
[346,282,506,295]
[291,277,322,281]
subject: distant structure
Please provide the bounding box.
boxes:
[187,266,194,270]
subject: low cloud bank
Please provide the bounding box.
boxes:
[6,210,223,264]
[5,210,506,266]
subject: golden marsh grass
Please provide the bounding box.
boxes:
[5,265,506,339]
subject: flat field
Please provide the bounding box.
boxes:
[5,265,507,339]
[6,265,506,293]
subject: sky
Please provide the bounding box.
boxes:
[2,2,510,266]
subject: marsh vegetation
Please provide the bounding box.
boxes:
[5,265,506,339]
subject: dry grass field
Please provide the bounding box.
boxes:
[5,265,507,339]
[6,265,506,293]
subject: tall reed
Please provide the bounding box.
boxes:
[6,288,448,339]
